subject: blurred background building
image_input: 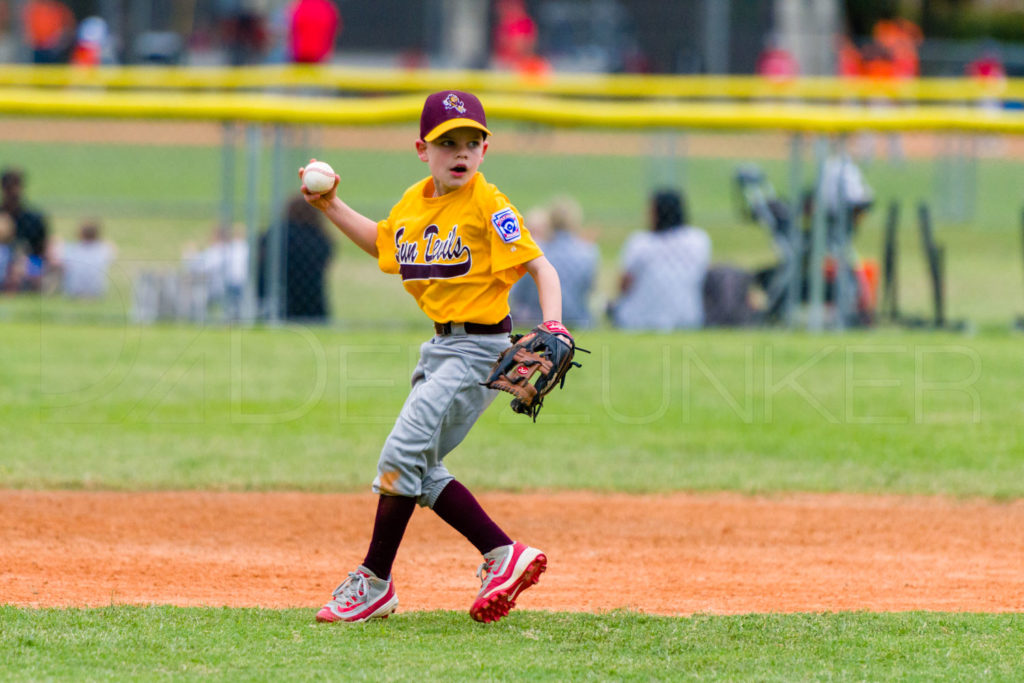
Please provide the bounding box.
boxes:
[0,0,1022,75]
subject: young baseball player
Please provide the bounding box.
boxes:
[301,90,569,624]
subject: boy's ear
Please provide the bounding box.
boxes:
[415,139,429,161]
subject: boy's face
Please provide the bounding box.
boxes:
[416,127,488,196]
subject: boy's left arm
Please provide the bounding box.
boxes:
[486,255,584,421]
[524,255,563,325]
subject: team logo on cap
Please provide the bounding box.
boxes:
[490,208,521,243]
[443,93,467,114]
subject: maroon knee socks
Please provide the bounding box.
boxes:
[431,479,512,555]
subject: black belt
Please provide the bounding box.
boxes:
[434,315,513,336]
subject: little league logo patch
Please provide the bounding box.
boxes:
[490,208,521,243]
[443,93,466,114]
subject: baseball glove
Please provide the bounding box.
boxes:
[483,320,587,421]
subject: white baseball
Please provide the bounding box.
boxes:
[302,161,336,194]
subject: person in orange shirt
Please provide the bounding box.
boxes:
[872,16,922,79]
[23,0,75,64]
[860,42,896,82]
[300,90,566,624]
[491,0,549,76]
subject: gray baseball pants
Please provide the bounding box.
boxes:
[372,331,510,507]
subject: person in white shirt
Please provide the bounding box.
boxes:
[182,224,249,318]
[609,189,711,331]
[61,221,116,299]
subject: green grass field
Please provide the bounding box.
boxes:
[3,322,1022,497]
[4,608,1023,681]
[3,125,1024,680]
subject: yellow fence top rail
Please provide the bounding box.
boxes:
[1,64,1024,102]
[1,88,1023,134]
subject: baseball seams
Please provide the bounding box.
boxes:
[302,161,336,193]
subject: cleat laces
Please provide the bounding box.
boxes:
[333,571,370,607]
[476,551,506,587]
[477,559,496,586]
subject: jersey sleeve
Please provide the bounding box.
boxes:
[485,191,543,277]
[375,216,400,274]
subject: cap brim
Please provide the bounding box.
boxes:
[423,118,492,142]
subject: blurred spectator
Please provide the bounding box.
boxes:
[756,39,798,81]
[182,224,248,318]
[510,197,598,328]
[609,189,711,331]
[0,211,13,290]
[1,167,52,292]
[857,16,921,162]
[859,42,896,81]
[259,195,335,322]
[61,221,116,298]
[23,0,75,64]
[221,2,268,65]
[286,0,340,64]
[542,196,598,328]
[70,15,115,66]
[703,265,755,328]
[872,15,922,80]
[508,205,551,325]
[492,0,548,76]
[967,49,1007,85]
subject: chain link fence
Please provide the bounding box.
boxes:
[2,106,1023,332]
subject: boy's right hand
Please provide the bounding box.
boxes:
[299,159,339,210]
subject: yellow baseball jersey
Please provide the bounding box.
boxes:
[376,172,543,324]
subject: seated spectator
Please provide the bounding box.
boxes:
[508,206,551,325]
[258,195,335,322]
[61,220,116,298]
[182,224,249,318]
[2,167,52,292]
[703,264,755,328]
[509,197,599,328]
[542,196,598,328]
[609,189,711,331]
[0,211,15,291]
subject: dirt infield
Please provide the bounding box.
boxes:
[3,490,1023,615]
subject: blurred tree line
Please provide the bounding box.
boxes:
[846,0,1024,43]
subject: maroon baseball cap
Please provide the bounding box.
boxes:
[419,90,492,142]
